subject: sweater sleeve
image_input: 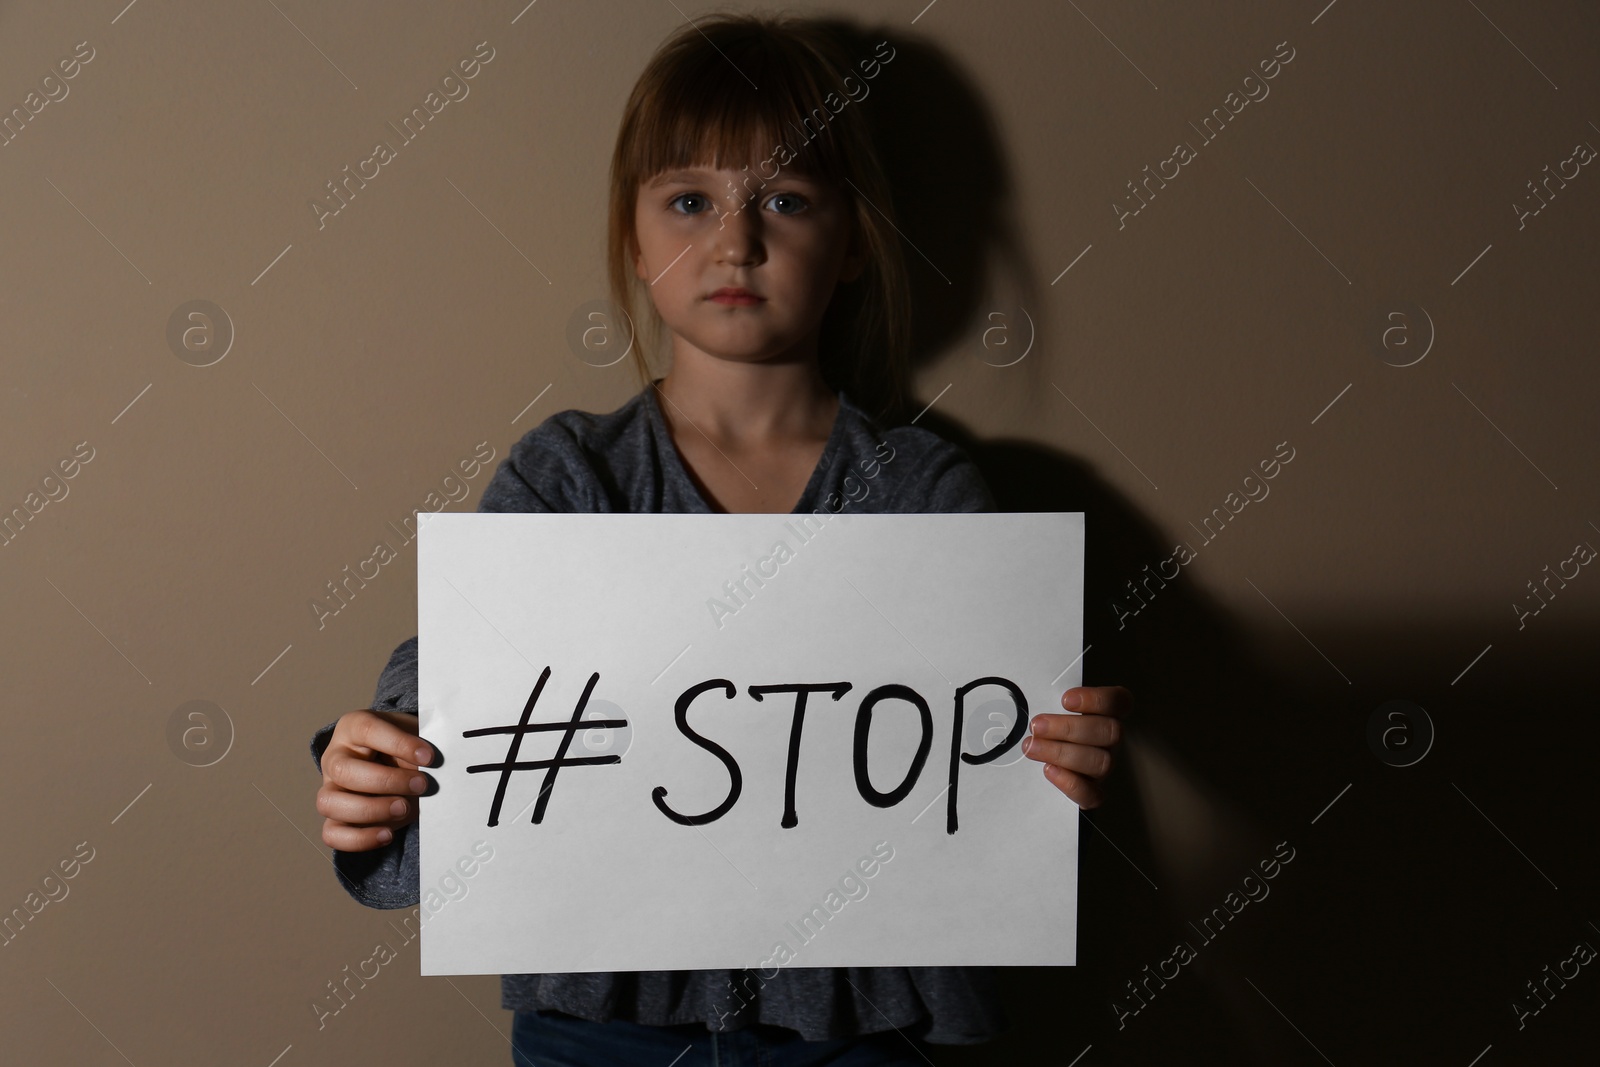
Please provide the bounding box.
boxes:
[309,423,577,909]
[890,430,997,514]
[932,443,996,513]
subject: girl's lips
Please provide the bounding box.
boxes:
[709,292,764,305]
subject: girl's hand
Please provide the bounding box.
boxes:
[317,709,435,852]
[1021,686,1131,809]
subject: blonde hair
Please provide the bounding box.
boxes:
[606,11,911,425]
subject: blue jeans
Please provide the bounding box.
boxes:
[510,1008,935,1066]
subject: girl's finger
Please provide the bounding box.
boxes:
[320,817,400,852]
[317,783,416,827]
[1021,733,1114,780]
[348,709,434,766]
[1061,686,1133,716]
[1029,712,1122,749]
[1043,763,1102,808]
[328,747,433,799]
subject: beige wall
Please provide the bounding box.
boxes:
[2,1,1596,1063]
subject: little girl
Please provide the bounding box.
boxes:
[311,13,1129,1065]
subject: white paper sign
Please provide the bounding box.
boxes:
[416,511,1084,974]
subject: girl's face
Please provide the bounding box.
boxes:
[632,161,867,369]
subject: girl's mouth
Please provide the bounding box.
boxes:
[709,288,764,306]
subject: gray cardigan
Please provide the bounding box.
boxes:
[309,380,1009,1044]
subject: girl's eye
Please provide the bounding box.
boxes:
[668,193,712,216]
[764,192,809,215]
[666,191,810,217]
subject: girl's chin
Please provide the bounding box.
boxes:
[681,349,803,367]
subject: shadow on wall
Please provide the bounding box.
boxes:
[933,428,1318,1067]
[918,430,1600,1066]
[813,15,1600,1066]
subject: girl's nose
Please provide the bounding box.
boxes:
[712,202,764,266]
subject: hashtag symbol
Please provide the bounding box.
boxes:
[463,665,628,827]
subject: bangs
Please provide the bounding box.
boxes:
[619,33,848,190]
